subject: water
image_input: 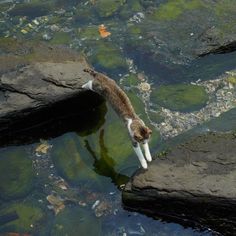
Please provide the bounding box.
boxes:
[0,0,236,235]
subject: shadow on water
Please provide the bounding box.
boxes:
[0,91,107,147]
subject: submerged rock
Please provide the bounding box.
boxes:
[150,84,208,112]
[89,41,127,73]
[123,132,236,235]
[0,203,44,233]
[0,148,34,200]
[51,206,101,236]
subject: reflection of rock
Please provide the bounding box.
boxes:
[0,203,44,233]
[51,134,99,187]
[0,148,34,200]
[123,132,236,235]
[51,207,101,236]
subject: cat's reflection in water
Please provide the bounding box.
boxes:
[84,129,129,188]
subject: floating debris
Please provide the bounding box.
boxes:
[47,193,65,215]
[138,82,151,92]
[98,24,111,38]
[35,140,52,156]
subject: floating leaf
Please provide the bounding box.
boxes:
[98,24,111,38]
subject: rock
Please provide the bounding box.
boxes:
[122,132,236,235]
[0,148,34,200]
[0,40,104,141]
[51,206,101,236]
[89,41,127,74]
[150,84,208,112]
[51,133,100,187]
[8,1,53,19]
[124,0,236,69]
[0,203,44,233]
[94,0,125,18]
[50,32,71,45]
[197,26,236,57]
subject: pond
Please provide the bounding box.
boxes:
[0,0,236,235]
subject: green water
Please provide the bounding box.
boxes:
[1,0,236,235]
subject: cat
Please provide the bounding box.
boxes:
[82,68,152,169]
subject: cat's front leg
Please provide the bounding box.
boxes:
[142,140,152,162]
[132,142,148,169]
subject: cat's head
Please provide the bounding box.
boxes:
[128,118,152,143]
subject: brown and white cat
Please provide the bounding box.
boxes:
[82,68,152,169]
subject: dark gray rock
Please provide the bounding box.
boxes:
[123,132,236,235]
[0,43,104,144]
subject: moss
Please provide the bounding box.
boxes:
[121,74,140,87]
[95,0,126,18]
[52,134,99,186]
[128,25,142,35]
[50,32,71,45]
[51,207,101,236]
[0,203,44,233]
[78,26,99,40]
[149,0,203,21]
[226,76,236,85]
[150,84,208,112]
[90,41,127,72]
[0,148,34,200]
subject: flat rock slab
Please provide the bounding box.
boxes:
[0,43,104,140]
[123,132,236,235]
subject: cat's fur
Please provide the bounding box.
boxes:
[82,68,152,169]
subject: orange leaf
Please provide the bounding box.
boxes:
[98,24,111,38]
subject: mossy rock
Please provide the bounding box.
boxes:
[148,0,203,21]
[0,148,35,200]
[119,0,143,19]
[95,0,126,18]
[51,133,99,186]
[0,203,44,233]
[121,74,140,87]
[50,32,71,45]
[9,2,53,18]
[90,41,127,72]
[51,207,101,236]
[78,26,99,41]
[150,84,208,112]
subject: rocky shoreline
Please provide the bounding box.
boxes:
[122,132,236,235]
